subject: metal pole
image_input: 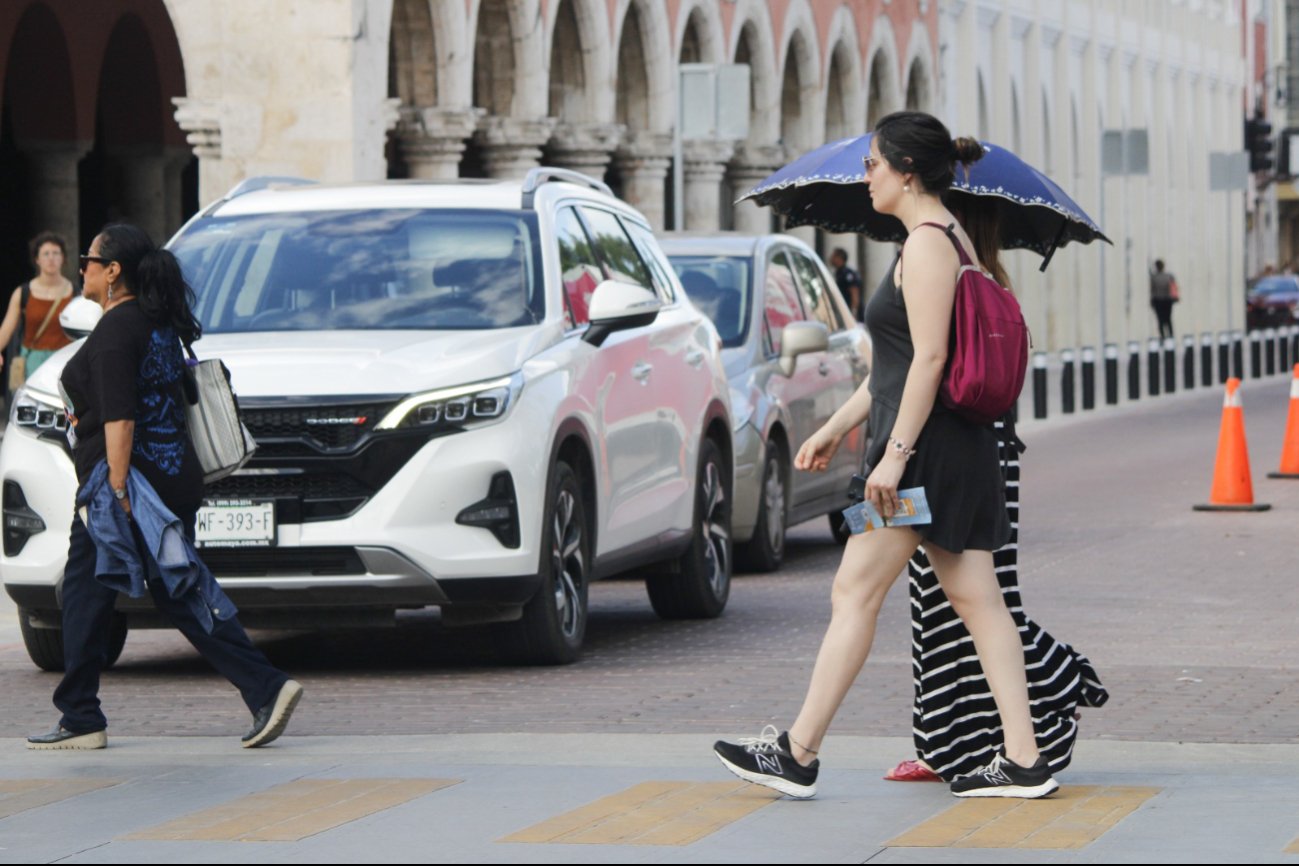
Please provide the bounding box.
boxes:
[1081,346,1096,410]
[1163,337,1177,394]
[1266,328,1278,376]
[1127,340,1141,401]
[1219,332,1231,384]
[1033,352,1049,419]
[1147,337,1161,397]
[1233,330,1245,379]
[1183,335,1196,390]
[1105,343,1119,405]
[1201,333,1214,387]
[1250,330,1263,378]
[1061,349,1076,414]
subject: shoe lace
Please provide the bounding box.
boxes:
[738,724,782,755]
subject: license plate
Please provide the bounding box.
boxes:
[196,499,276,548]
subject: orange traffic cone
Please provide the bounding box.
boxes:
[1194,378,1271,511]
[1267,364,1299,479]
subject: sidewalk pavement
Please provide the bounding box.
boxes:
[2,733,1297,863]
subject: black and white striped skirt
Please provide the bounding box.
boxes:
[907,423,1108,781]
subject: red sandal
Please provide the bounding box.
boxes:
[883,759,941,782]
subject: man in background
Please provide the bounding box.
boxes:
[829,248,863,322]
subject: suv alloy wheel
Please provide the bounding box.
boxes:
[738,445,787,572]
[646,438,731,618]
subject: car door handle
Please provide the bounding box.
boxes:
[686,350,705,367]
[632,362,653,381]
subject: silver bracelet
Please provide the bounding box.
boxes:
[888,436,916,459]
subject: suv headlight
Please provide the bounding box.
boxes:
[8,387,69,442]
[375,373,524,432]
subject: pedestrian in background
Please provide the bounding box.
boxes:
[1149,259,1178,340]
[0,230,75,394]
[714,111,1061,800]
[829,248,864,321]
[26,223,302,751]
[886,194,1108,785]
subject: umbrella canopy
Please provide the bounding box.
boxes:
[740,133,1111,268]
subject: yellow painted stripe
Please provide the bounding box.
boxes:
[888,786,1161,850]
[1285,836,1299,854]
[501,781,778,846]
[125,778,458,842]
[0,779,120,819]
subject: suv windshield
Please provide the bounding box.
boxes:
[171,209,545,332]
[667,255,752,348]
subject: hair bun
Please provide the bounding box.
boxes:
[952,136,985,164]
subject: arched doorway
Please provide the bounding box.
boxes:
[387,0,438,178]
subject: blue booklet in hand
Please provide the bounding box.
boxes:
[841,487,931,535]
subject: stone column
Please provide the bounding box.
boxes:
[21,142,90,259]
[172,97,223,208]
[396,106,483,179]
[682,140,737,231]
[612,132,673,231]
[727,144,786,235]
[546,122,625,181]
[473,116,558,179]
[162,146,193,238]
[117,149,168,244]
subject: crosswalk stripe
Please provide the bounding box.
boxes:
[0,779,120,819]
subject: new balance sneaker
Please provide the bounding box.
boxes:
[713,725,819,799]
[950,752,1059,799]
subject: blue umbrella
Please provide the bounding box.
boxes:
[739,133,1111,270]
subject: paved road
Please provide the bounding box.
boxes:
[4,376,1296,747]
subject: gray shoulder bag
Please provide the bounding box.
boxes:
[181,343,257,484]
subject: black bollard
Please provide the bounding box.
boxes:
[1219,332,1231,384]
[1233,331,1245,379]
[1250,330,1263,378]
[1201,333,1214,387]
[1281,326,1291,371]
[1105,343,1119,405]
[1265,328,1277,376]
[1147,338,1161,397]
[1082,346,1097,410]
[1061,349,1076,414]
[1164,338,1177,394]
[1032,351,1048,419]
[1183,335,1196,390]
[1127,341,1141,401]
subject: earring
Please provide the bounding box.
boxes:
[904,183,910,192]
[107,281,114,301]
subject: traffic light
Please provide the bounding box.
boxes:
[1244,115,1274,174]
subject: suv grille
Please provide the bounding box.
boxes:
[242,401,398,452]
[202,546,367,577]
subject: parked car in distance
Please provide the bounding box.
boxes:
[1246,274,1299,331]
[661,232,871,571]
[3,169,734,669]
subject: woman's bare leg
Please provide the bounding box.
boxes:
[925,545,1040,767]
[786,526,920,764]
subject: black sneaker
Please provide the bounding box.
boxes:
[713,725,819,799]
[26,726,107,750]
[950,752,1059,799]
[242,680,303,748]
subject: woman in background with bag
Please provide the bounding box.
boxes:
[712,111,1060,801]
[26,223,302,752]
[1,231,76,394]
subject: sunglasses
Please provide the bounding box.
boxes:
[862,155,882,174]
[78,255,112,270]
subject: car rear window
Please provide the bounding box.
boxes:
[668,255,751,348]
[172,209,545,332]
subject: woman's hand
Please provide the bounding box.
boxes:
[795,425,844,473]
[866,452,906,520]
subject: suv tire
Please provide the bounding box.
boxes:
[499,460,589,665]
[647,438,731,619]
[19,609,127,672]
[737,445,786,572]
[828,511,852,545]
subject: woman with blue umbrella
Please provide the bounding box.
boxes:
[713,111,1067,800]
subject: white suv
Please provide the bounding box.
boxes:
[3,170,733,665]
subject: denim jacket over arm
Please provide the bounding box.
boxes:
[76,460,236,633]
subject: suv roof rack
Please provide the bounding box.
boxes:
[520,167,613,209]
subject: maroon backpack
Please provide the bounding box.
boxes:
[918,222,1029,425]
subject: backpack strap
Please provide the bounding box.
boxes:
[898,222,974,286]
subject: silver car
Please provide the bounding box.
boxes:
[662,233,871,571]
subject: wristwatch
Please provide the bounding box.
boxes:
[112,486,127,501]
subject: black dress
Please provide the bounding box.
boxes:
[862,254,1011,554]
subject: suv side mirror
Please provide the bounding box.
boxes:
[778,321,829,376]
[582,280,661,347]
[59,296,102,339]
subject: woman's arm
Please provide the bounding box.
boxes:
[865,230,959,516]
[104,419,135,513]
[0,288,25,367]
[794,373,872,472]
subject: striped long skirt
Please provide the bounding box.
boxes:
[907,422,1108,782]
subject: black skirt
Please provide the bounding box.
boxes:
[864,398,1011,554]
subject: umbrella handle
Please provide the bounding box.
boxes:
[1038,219,1070,272]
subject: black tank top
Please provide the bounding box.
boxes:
[864,250,912,412]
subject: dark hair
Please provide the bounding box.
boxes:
[949,195,1011,291]
[831,247,848,261]
[1154,259,1165,271]
[874,111,984,193]
[97,223,201,345]
[28,230,67,263]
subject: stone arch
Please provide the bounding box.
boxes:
[3,2,77,143]
[472,0,519,117]
[822,7,865,142]
[389,0,438,107]
[864,15,902,127]
[728,0,779,145]
[777,0,821,156]
[547,0,600,122]
[675,0,723,65]
[613,0,673,134]
[902,22,936,112]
